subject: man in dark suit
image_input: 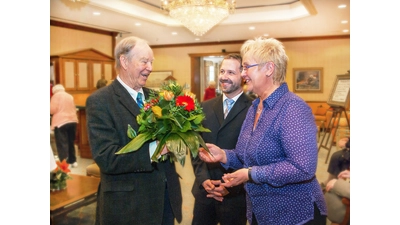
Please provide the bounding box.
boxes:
[86,36,182,225]
[191,54,252,225]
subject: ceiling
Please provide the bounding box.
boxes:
[50,0,350,46]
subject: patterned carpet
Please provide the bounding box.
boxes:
[56,202,96,225]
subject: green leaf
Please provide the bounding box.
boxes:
[179,120,192,132]
[126,124,137,139]
[194,126,211,133]
[116,132,153,154]
[151,135,168,162]
[165,133,187,166]
[191,131,211,158]
[192,114,205,124]
[176,131,199,156]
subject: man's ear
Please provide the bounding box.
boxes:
[120,55,128,70]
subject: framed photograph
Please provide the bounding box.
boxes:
[293,67,323,93]
[146,70,174,90]
[327,73,350,108]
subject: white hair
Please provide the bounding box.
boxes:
[52,84,65,94]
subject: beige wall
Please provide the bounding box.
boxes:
[50,25,350,102]
[50,26,113,57]
[152,39,350,102]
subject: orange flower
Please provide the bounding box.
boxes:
[176,95,195,111]
[162,90,175,101]
[56,159,71,173]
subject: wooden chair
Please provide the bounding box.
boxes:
[86,162,101,178]
[340,197,350,225]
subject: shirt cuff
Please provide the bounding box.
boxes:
[149,141,157,161]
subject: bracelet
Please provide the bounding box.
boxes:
[248,167,253,183]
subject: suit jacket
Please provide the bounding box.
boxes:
[191,93,252,205]
[86,80,182,225]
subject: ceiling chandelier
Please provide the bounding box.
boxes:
[161,0,236,36]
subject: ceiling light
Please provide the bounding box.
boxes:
[161,0,236,36]
[342,29,349,33]
[135,23,141,26]
[249,26,255,30]
[338,4,346,8]
[341,20,348,24]
[172,32,178,35]
[93,12,101,16]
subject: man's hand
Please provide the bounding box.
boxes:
[202,179,229,202]
[338,170,350,179]
[326,179,337,192]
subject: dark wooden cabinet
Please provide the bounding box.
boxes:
[51,49,115,93]
[76,107,92,158]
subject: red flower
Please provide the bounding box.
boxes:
[56,159,71,173]
[176,95,195,111]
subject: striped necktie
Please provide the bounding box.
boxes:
[224,98,234,119]
[136,92,144,108]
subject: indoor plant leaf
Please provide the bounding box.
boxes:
[116,132,153,154]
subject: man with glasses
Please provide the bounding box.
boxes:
[191,53,252,225]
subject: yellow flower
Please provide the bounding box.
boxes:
[184,90,196,99]
[151,105,162,118]
[163,90,174,101]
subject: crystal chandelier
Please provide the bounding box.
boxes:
[161,0,236,36]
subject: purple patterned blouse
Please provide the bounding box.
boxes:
[222,83,327,225]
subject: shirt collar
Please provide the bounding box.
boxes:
[117,75,143,99]
[256,83,289,110]
[223,91,244,102]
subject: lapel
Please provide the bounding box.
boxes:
[211,95,225,126]
[111,80,149,117]
[223,93,250,124]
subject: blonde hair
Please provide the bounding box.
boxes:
[240,37,288,84]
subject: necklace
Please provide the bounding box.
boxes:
[256,107,263,113]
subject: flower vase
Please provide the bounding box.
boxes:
[50,179,67,192]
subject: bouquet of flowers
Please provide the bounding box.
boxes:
[116,81,211,166]
[50,159,72,191]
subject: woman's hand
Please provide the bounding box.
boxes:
[220,168,248,188]
[198,143,227,163]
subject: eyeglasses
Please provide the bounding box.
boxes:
[242,62,267,71]
[242,62,274,71]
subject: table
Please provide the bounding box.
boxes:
[50,174,100,224]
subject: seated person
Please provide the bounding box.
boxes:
[321,137,350,188]
[324,170,350,225]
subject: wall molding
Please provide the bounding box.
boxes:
[50,20,349,49]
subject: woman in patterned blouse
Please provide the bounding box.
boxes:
[199,37,327,225]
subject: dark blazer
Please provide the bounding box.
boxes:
[191,93,252,205]
[86,80,182,225]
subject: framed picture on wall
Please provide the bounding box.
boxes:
[293,67,323,93]
[146,70,174,90]
[327,73,350,108]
